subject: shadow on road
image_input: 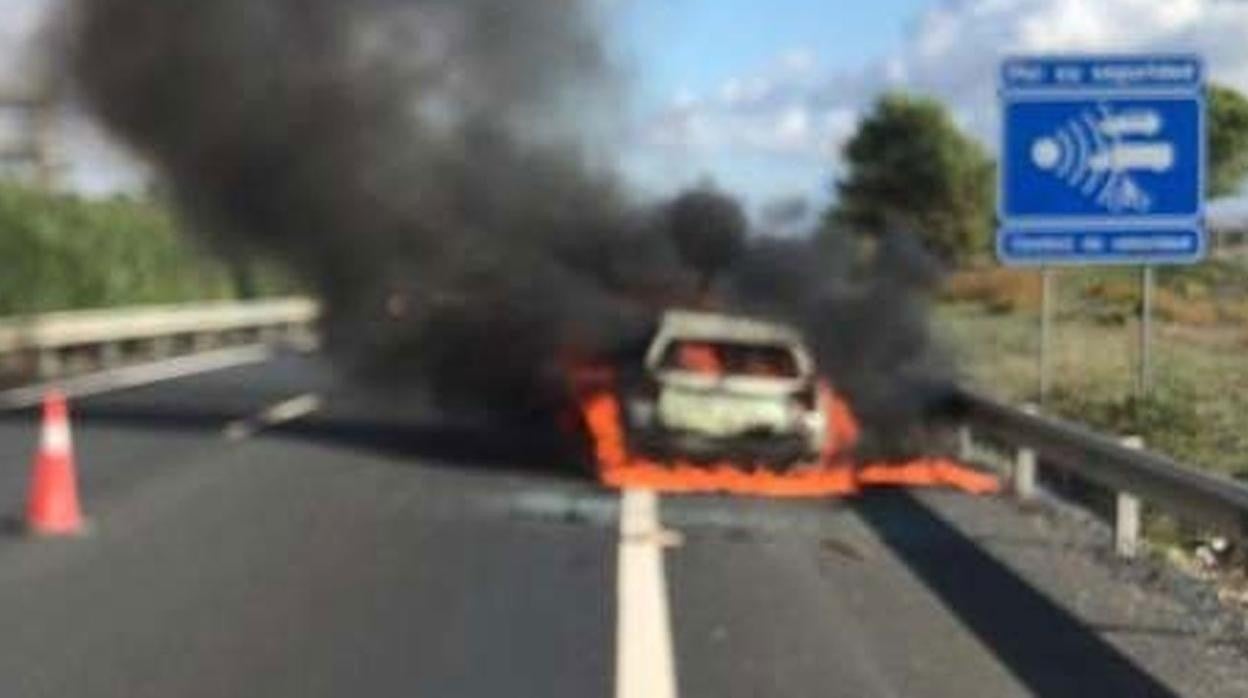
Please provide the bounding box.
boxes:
[851,490,1179,698]
[276,415,589,477]
[0,402,592,480]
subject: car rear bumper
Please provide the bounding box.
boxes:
[627,427,819,468]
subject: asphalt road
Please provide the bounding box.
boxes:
[0,351,1244,697]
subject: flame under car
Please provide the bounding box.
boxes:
[620,310,830,468]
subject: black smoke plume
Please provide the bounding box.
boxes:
[65,0,953,457]
[759,195,812,233]
[67,0,694,409]
[724,229,954,459]
[664,188,747,294]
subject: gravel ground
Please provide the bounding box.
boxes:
[916,487,1248,697]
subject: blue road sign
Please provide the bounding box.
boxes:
[998,56,1206,266]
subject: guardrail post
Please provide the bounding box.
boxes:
[957,424,974,463]
[0,350,22,375]
[1014,446,1037,501]
[150,336,174,360]
[36,349,61,379]
[98,342,122,369]
[191,332,219,353]
[257,325,282,347]
[1116,436,1145,559]
[286,323,318,352]
[1012,405,1039,501]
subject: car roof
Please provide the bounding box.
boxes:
[655,309,805,347]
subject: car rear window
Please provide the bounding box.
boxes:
[658,340,801,378]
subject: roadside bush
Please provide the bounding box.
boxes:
[1050,381,1204,459]
[947,264,1240,328]
[1153,289,1220,327]
[1080,278,1137,325]
[1225,300,1248,326]
[942,267,1042,314]
[0,183,285,314]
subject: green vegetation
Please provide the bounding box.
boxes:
[831,93,995,265]
[943,260,1248,326]
[1208,83,1248,198]
[939,265,1248,479]
[0,182,293,315]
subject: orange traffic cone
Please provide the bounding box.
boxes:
[24,391,85,536]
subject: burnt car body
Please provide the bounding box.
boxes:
[620,310,830,467]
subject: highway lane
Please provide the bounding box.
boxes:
[0,351,331,508]
[0,352,1244,696]
[0,352,616,697]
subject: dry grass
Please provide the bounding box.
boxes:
[944,264,1248,328]
[1154,290,1221,326]
[942,267,1043,314]
[937,303,1248,479]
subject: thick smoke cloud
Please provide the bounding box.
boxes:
[759,195,812,232]
[66,0,953,457]
[68,0,692,410]
[664,188,747,294]
[724,230,953,459]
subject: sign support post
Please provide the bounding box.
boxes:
[1138,266,1155,398]
[1039,268,1054,406]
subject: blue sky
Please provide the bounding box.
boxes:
[6,0,1248,222]
[600,0,1248,221]
[610,0,924,111]
[606,0,928,216]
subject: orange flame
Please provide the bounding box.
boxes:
[675,342,724,375]
[568,364,1000,498]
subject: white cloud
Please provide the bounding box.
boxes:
[821,108,858,158]
[672,87,701,110]
[632,0,1248,199]
[637,46,842,160]
[720,76,776,109]
[0,0,58,92]
[772,106,810,148]
[778,47,817,76]
[0,0,148,195]
[869,0,1248,140]
[57,116,151,195]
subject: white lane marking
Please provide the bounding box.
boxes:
[0,345,274,410]
[223,393,322,441]
[616,489,679,698]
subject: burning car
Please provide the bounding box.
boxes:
[620,309,830,467]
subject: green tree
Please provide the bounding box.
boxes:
[832,93,994,264]
[1208,84,1248,199]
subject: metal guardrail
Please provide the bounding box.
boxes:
[0,298,319,378]
[954,390,1248,554]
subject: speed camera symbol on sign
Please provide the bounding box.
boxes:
[1028,106,1175,214]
